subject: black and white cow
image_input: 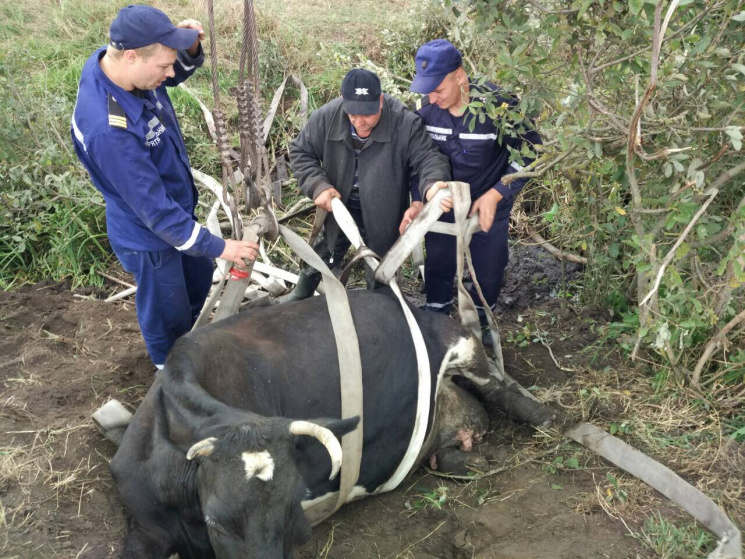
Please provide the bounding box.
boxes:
[111,288,539,558]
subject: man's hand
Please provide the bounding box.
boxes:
[469,189,503,233]
[314,188,341,212]
[177,19,205,56]
[398,201,423,234]
[425,181,453,213]
[220,239,259,267]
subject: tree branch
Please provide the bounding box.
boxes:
[692,308,745,386]
[526,227,587,265]
[639,187,719,307]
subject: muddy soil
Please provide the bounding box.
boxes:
[0,244,648,558]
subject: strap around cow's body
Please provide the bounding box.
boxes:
[328,198,432,494]
[277,224,364,524]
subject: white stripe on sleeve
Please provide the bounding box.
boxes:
[459,133,497,140]
[71,115,86,151]
[175,223,201,251]
[176,52,195,71]
[426,125,452,134]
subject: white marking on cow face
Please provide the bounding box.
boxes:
[241,450,275,481]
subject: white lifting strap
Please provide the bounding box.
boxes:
[278,223,364,525]
[329,198,432,494]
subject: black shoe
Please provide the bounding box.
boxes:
[481,329,494,348]
[277,271,321,304]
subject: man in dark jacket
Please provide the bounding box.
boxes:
[287,68,450,300]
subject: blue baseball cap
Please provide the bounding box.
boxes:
[109,5,198,51]
[410,39,463,94]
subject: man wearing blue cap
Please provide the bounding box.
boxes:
[410,39,542,335]
[71,5,259,369]
[287,68,450,300]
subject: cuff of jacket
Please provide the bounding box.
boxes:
[180,43,204,66]
[494,181,512,200]
[204,233,226,260]
[421,181,436,203]
[411,182,425,203]
[310,180,335,201]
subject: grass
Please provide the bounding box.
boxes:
[2,1,740,557]
[633,513,716,559]
[0,0,441,289]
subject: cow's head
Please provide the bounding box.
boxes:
[186,417,358,559]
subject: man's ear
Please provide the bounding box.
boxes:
[124,49,137,64]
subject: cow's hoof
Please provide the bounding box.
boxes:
[430,447,488,476]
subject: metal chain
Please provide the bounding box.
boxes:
[206,0,241,238]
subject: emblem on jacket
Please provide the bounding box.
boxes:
[145,117,166,148]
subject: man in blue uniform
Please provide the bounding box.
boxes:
[72,5,259,369]
[410,39,542,331]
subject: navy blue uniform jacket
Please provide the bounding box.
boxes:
[416,82,542,220]
[71,46,225,258]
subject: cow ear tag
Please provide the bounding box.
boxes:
[187,437,218,460]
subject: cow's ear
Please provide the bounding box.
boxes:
[186,437,218,460]
[308,416,360,439]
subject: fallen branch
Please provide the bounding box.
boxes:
[104,286,137,303]
[97,271,134,289]
[526,227,587,265]
[691,308,745,387]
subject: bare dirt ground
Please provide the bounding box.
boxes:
[0,244,666,558]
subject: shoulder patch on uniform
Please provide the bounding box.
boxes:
[415,95,430,111]
[107,94,127,129]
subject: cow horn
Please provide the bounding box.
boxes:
[186,437,218,460]
[289,421,342,480]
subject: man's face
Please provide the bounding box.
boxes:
[427,69,464,111]
[129,45,177,90]
[347,96,384,138]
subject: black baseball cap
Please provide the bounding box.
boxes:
[109,5,198,51]
[341,69,382,115]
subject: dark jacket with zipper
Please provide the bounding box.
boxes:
[290,94,450,256]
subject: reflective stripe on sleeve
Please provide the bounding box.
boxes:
[176,52,195,71]
[426,126,452,134]
[426,299,454,310]
[175,222,201,251]
[71,115,86,151]
[508,162,524,172]
[459,133,497,140]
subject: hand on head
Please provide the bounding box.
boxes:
[177,19,204,55]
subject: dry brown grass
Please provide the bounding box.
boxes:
[533,367,745,527]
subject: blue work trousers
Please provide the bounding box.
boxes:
[112,245,214,367]
[424,215,509,315]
